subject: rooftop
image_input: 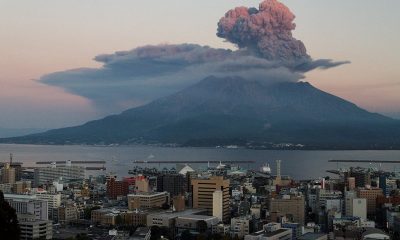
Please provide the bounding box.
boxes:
[148,209,206,219]
[299,233,328,240]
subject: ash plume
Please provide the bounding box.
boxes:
[39,0,349,115]
[217,0,307,65]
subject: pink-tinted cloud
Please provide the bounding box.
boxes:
[217,0,308,64]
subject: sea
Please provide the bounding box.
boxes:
[0,144,399,180]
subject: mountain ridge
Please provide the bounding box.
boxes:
[1,76,400,149]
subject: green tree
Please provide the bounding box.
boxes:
[0,190,20,239]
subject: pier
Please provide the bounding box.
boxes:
[329,160,400,163]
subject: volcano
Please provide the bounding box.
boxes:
[2,76,400,149]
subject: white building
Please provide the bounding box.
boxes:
[231,216,251,238]
[213,190,223,221]
[34,160,85,186]
[345,191,367,220]
[36,191,62,217]
[4,194,48,221]
[4,194,52,240]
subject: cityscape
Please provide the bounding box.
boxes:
[0,154,398,240]
[0,0,399,239]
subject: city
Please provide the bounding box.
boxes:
[0,154,396,240]
[0,0,399,240]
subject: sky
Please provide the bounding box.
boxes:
[0,0,399,129]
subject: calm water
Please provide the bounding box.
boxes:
[0,144,399,180]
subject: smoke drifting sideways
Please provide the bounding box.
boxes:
[217,0,349,69]
[39,0,349,115]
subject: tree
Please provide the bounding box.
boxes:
[0,190,20,239]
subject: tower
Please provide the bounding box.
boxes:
[276,160,281,179]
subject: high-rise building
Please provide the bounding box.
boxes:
[36,191,62,219]
[157,174,186,197]
[345,196,367,220]
[213,190,223,221]
[34,160,85,186]
[172,195,185,212]
[1,163,16,184]
[357,187,383,216]
[347,177,356,191]
[191,176,230,223]
[135,175,150,193]
[107,177,129,199]
[270,195,305,225]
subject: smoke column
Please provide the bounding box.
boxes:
[217,0,309,64]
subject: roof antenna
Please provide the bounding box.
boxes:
[9,153,13,164]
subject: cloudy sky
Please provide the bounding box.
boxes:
[0,0,399,129]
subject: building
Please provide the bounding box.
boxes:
[4,194,48,221]
[357,187,383,216]
[1,163,16,184]
[176,214,219,234]
[213,190,223,221]
[379,175,397,197]
[282,223,302,240]
[298,233,328,240]
[36,191,62,218]
[316,189,342,212]
[131,227,151,240]
[231,216,252,239]
[191,176,230,222]
[147,209,206,239]
[345,194,367,220]
[34,160,85,186]
[346,177,355,191]
[135,175,150,193]
[4,194,52,240]
[270,195,305,225]
[128,191,169,210]
[58,203,78,223]
[107,177,129,199]
[244,223,292,240]
[360,228,390,240]
[19,220,53,240]
[91,208,148,226]
[157,174,186,197]
[350,168,371,188]
[172,195,185,212]
[12,180,31,194]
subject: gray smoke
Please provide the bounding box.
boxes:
[39,0,349,115]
